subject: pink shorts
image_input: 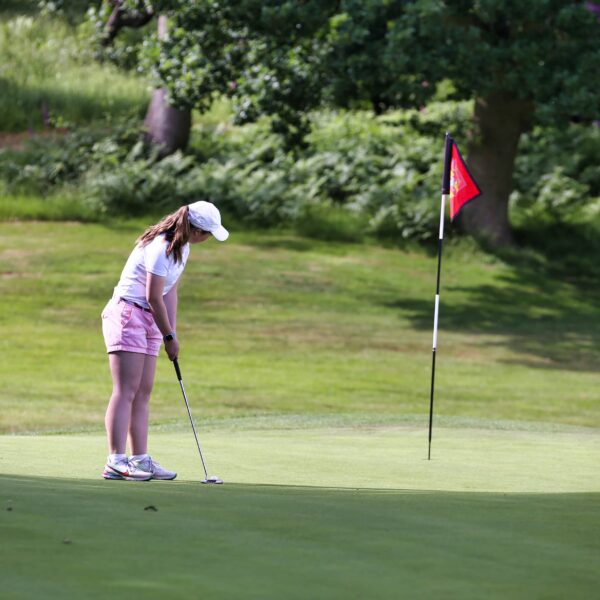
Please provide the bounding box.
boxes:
[101,298,162,356]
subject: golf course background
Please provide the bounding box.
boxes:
[1,3,599,599]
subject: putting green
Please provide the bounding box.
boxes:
[1,424,599,599]
[1,424,598,491]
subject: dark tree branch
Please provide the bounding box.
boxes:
[103,0,154,46]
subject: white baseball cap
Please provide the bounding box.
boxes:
[187,201,229,241]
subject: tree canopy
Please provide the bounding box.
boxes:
[116,1,598,125]
[102,0,600,243]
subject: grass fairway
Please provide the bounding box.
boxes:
[1,424,599,599]
[1,221,599,597]
[1,222,598,432]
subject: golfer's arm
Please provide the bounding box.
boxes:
[163,284,178,333]
[146,273,174,337]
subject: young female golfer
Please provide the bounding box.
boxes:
[101,201,228,481]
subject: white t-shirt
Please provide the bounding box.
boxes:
[113,235,190,308]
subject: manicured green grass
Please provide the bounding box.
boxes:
[0,221,598,433]
[1,427,599,599]
[3,424,599,492]
[1,222,598,598]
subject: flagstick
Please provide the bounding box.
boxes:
[428,133,452,460]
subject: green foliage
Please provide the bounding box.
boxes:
[78,0,600,246]
[326,1,600,124]
[183,111,443,240]
[0,120,146,192]
[109,0,600,143]
[2,102,599,248]
[36,0,90,21]
[86,3,148,70]
[512,124,600,225]
[527,168,590,221]
[90,1,338,147]
[0,131,101,194]
[85,151,195,216]
[190,155,299,226]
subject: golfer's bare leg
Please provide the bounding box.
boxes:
[105,351,146,455]
[128,354,157,456]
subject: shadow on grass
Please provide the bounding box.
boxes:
[244,234,357,256]
[1,474,599,599]
[389,224,600,372]
[246,236,315,252]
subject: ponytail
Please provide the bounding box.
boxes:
[137,206,190,263]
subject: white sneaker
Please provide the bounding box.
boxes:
[130,455,177,481]
[102,458,152,481]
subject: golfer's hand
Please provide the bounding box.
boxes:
[165,338,179,361]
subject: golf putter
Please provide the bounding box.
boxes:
[173,358,223,484]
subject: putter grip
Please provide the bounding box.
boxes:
[173,359,182,381]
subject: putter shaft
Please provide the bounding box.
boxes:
[174,359,210,480]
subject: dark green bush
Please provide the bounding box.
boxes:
[512,123,600,226]
[182,108,447,241]
[0,120,142,194]
[0,131,99,194]
[84,152,196,216]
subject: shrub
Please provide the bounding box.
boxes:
[0,121,141,194]
[1,101,598,249]
[84,151,198,216]
[0,131,99,194]
[511,123,600,227]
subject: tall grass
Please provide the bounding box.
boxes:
[0,14,149,131]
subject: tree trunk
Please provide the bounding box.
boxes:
[460,91,533,246]
[144,88,191,157]
[143,16,191,157]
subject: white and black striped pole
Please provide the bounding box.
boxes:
[428,133,453,460]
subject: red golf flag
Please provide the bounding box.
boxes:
[448,141,481,221]
[429,134,483,460]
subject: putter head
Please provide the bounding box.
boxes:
[202,475,223,485]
